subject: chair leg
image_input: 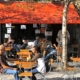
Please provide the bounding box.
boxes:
[39,73,47,80]
[61,72,74,80]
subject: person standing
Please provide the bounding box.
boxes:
[56,28,70,61]
[56,29,70,46]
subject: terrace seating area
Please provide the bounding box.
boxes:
[1,37,80,80]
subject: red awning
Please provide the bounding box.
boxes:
[0,2,80,24]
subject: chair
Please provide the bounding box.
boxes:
[20,49,30,52]
[5,47,11,51]
[17,51,32,55]
[39,72,48,80]
[60,61,78,80]
[15,61,35,80]
[61,67,74,80]
[70,57,80,80]
[49,45,62,72]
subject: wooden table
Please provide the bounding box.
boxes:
[70,57,80,62]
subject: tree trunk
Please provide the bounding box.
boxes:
[62,0,69,69]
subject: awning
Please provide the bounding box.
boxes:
[0,2,80,24]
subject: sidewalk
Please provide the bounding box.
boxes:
[0,71,80,80]
[0,62,80,80]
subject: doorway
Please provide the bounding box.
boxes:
[51,24,62,45]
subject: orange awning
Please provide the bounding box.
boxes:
[0,2,80,24]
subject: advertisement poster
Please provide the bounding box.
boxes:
[35,29,40,34]
[5,34,10,38]
[6,23,11,27]
[45,31,52,36]
[33,24,37,28]
[21,25,26,29]
[7,28,11,33]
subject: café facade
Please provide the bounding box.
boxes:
[0,1,80,45]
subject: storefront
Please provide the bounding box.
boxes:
[0,2,80,44]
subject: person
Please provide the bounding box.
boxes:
[33,37,41,48]
[27,46,46,80]
[40,38,52,52]
[3,38,8,47]
[20,37,28,49]
[56,29,70,46]
[44,45,56,61]
[7,36,20,52]
[7,36,14,45]
[9,41,20,52]
[56,28,70,61]
[0,45,20,80]
[28,46,41,62]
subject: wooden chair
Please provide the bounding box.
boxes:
[5,47,11,51]
[54,46,62,62]
[18,72,32,77]
[17,51,32,55]
[20,49,30,52]
[14,61,35,78]
[14,61,35,69]
[61,66,76,80]
[71,44,79,57]
[17,51,31,61]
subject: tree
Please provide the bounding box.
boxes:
[62,0,69,69]
[62,0,76,68]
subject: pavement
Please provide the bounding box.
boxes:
[0,62,80,80]
[0,71,80,80]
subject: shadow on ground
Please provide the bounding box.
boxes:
[38,77,80,80]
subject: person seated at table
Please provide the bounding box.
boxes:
[6,43,19,59]
[28,46,40,62]
[40,38,52,56]
[20,37,28,49]
[8,40,20,52]
[7,36,14,45]
[0,44,20,80]
[26,46,46,80]
[44,45,56,61]
[33,37,41,48]
[3,38,8,47]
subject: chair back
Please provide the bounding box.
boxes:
[57,46,62,55]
